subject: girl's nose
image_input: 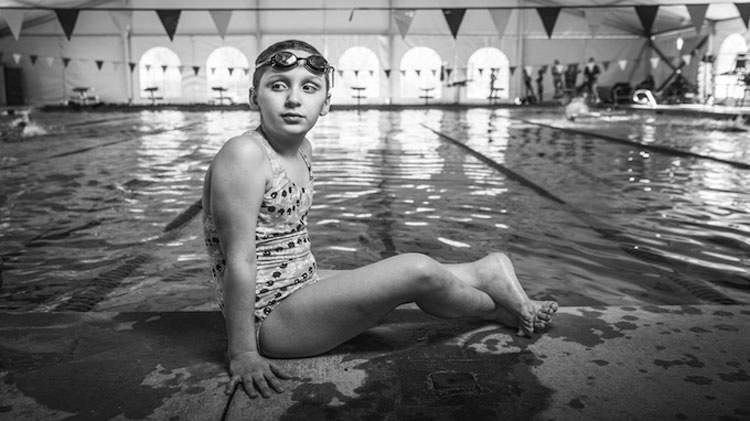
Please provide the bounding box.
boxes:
[285,88,301,107]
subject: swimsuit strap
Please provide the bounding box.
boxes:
[255,130,284,177]
[256,128,312,176]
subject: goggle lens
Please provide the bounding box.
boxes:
[259,51,331,75]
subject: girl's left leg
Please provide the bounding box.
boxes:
[258,253,556,358]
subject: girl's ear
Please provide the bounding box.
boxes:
[319,93,331,116]
[248,88,259,110]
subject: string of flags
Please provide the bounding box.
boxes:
[1,4,749,43]
[0,4,728,80]
[0,45,704,80]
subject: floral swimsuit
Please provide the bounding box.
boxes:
[203,129,319,323]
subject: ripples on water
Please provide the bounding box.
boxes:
[1,108,748,311]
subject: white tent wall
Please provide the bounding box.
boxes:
[2,0,745,106]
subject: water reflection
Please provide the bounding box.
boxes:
[1,108,749,312]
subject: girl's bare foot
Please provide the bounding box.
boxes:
[474,253,557,336]
[493,300,558,335]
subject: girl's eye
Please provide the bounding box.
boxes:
[303,84,319,93]
[270,82,287,90]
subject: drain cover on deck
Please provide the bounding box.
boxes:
[429,371,480,391]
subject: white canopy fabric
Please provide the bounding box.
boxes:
[0,1,748,105]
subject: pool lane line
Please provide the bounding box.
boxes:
[513,117,750,171]
[0,121,203,171]
[52,254,152,311]
[62,115,134,129]
[45,211,202,312]
[164,198,203,232]
[422,123,743,305]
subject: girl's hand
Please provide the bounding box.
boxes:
[226,350,292,398]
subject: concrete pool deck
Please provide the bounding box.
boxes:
[2,305,749,420]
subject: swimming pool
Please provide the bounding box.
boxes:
[1,107,749,312]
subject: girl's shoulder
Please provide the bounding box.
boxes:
[212,131,269,174]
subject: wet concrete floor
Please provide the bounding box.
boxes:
[1,305,749,420]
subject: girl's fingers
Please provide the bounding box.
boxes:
[253,374,273,398]
[270,363,292,379]
[266,374,285,393]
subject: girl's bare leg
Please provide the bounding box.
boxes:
[259,253,556,358]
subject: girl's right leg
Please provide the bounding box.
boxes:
[258,253,553,358]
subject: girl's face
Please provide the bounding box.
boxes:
[251,49,331,142]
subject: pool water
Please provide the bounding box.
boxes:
[1,108,749,312]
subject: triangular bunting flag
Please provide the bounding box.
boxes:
[400,70,406,77]
[415,69,421,77]
[524,65,534,76]
[96,60,104,70]
[178,65,184,73]
[478,68,485,76]
[686,4,708,34]
[45,56,55,67]
[209,10,233,40]
[55,9,80,41]
[2,9,25,41]
[488,9,512,38]
[617,59,627,71]
[337,69,344,78]
[584,9,606,37]
[13,53,21,65]
[63,57,71,67]
[354,69,360,77]
[509,66,516,76]
[369,70,374,77]
[602,61,610,71]
[211,67,216,75]
[736,3,750,29]
[384,69,391,78]
[30,54,38,65]
[431,69,437,77]
[392,9,416,39]
[193,66,200,76]
[109,9,133,34]
[442,8,466,39]
[129,62,137,72]
[536,7,561,39]
[243,67,250,76]
[228,67,234,75]
[650,56,660,69]
[145,64,152,72]
[682,54,692,65]
[161,65,168,73]
[156,9,181,41]
[635,6,659,35]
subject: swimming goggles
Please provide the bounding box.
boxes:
[256,51,334,87]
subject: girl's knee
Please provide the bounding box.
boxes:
[398,253,447,292]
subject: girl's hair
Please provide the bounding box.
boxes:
[252,39,327,90]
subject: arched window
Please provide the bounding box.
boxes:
[466,47,510,100]
[206,47,251,104]
[714,34,748,101]
[400,47,442,100]
[334,46,380,104]
[139,47,182,100]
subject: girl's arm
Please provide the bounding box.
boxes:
[209,135,289,398]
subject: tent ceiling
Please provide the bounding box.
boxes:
[0,0,746,38]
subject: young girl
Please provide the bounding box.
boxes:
[203,39,558,399]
